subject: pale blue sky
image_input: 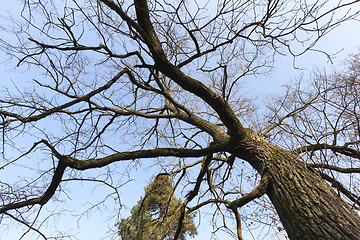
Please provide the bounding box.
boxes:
[1,1,360,240]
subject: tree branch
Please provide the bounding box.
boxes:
[3,212,48,240]
[225,176,271,240]
[308,164,360,173]
[228,176,271,209]
[0,140,67,213]
[129,0,247,140]
[64,142,229,170]
[29,38,141,59]
[294,143,360,160]
[228,206,243,240]
[1,69,129,124]
[100,0,143,35]
[0,161,66,213]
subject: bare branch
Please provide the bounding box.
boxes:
[3,212,48,240]
[228,176,271,209]
[294,143,360,160]
[308,163,360,174]
[64,142,229,170]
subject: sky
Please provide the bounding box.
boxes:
[1,1,360,240]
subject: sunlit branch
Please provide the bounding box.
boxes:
[165,99,229,143]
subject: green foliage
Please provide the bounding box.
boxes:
[117,175,197,240]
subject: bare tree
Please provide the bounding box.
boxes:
[1,0,360,239]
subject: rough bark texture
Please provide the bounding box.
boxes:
[235,131,360,240]
[266,146,360,240]
[2,1,360,239]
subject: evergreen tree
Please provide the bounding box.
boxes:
[117,175,197,240]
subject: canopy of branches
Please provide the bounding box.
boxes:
[0,0,360,239]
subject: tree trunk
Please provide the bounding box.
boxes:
[234,133,360,240]
[266,146,360,239]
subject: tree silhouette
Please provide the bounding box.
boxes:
[0,0,360,239]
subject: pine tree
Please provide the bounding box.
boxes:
[117,175,197,240]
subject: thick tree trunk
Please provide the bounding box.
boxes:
[267,146,360,239]
[234,133,360,240]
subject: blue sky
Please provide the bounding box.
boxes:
[1,1,360,240]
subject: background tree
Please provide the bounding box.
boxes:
[117,174,197,240]
[0,0,360,239]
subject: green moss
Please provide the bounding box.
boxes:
[268,158,278,166]
[268,146,282,166]
[266,145,316,230]
[280,199,311,226]
[261,170,268,179]
[67,156,81,162]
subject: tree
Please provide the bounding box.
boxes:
[117,174,197,239]
[0,0,360,239]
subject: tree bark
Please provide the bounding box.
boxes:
[235,133,360,240]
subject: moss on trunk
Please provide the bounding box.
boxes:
[266,146,360,239]
[234,133,360,240]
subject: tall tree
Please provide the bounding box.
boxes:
[0,0,360,239]
[117,174,197,240]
